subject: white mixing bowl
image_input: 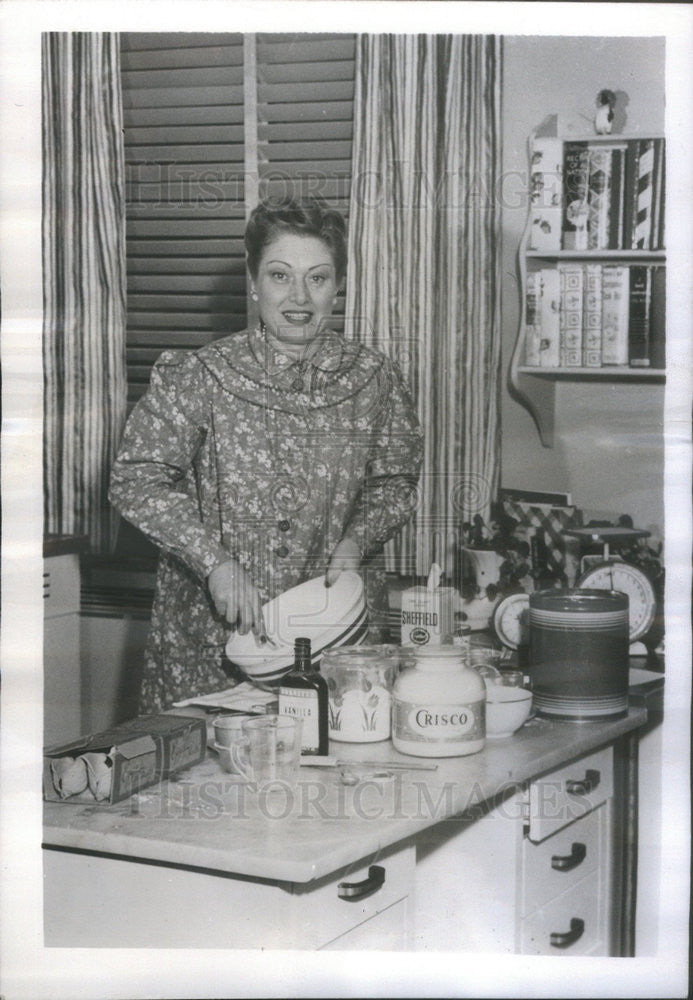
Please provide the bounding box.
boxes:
[485,687,533,739]
[225,571,367,684]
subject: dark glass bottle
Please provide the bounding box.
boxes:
[278,637,329,755]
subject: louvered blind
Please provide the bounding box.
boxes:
[256,33,355,331]
[120,32,356,401]
[120,33,247,405]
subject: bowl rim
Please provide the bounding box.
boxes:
[226,603,368,677]
[486,687,532,704]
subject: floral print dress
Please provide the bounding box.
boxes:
[109,325,423,711]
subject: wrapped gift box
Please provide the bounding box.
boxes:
[500,495,582,585]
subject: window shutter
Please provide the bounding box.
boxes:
[120,32,356,401]
[257,33,356,331]
[120,33,247,405]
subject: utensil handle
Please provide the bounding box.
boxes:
[340,760,438,771]
[230,738,253,781]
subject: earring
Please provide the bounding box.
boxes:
[251,291,258,302]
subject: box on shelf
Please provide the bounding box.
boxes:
[43,714,207,805]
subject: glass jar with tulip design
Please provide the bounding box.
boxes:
[320,645,399,742]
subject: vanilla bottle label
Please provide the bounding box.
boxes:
[393,698,485,744]
[279,687,319,752]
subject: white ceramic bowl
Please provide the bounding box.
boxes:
[224,571,367,685]
[485,687,533,739]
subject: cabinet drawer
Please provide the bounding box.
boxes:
[292,843,415,950]
[528,745,613,842]
[520,870,606,956]
[522,806,604,916]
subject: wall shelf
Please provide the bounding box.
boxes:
[518,366,666,380]
[527,250,665,261]
[509,130,666,448]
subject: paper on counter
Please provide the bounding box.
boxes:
[172,682,277,713]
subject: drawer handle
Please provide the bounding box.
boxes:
[551,841,586,872]
[550,917,585,949]
[337,864,385,901]
[566,768,600,796]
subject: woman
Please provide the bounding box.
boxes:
[109,196,423,711]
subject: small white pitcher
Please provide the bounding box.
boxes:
[462,548,505,587]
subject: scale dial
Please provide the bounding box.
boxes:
[492,592,530,650]
[577,561,656,641]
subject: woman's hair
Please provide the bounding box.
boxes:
[245,195,348,284]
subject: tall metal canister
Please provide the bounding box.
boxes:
[529,589,630,721]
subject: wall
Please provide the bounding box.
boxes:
[500,36,666,540]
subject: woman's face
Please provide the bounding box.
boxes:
[251,232,339,355]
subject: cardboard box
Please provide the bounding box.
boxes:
[43,714,207,804]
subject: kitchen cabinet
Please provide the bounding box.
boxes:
[509,132,666,447]
[44,841,414,950]
[413,745,614,955]
[43,537,87,747]
[43,707,646,953]
[520,745,613,954]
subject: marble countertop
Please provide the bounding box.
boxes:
[43,703,648,885]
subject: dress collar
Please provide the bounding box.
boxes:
[247,324,345,375]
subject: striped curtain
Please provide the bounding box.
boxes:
[42,33,127,553]
[346,34,502,577]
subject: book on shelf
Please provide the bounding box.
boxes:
[524,271,542,366]
[622,142,638,250]
[628,265,652,367]
[558,263,584,366]
[650,139,665,251]
[582,263,603,367]
[649,265,666,369]
[529,137,563,253]
[538,268,561,367]
[557,137,664,252]
[632,138,656,250]
[601,265,630,365]
[523,263,665,371]
[562,141,590,251]
[586,146,625,251]
[608,146,626,249]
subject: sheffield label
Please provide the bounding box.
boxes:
[394,699,485,743]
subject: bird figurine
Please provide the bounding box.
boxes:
[594,89,616,134]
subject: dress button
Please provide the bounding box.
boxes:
[278,519,291,532]
[275,545,290,558]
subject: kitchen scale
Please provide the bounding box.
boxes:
[564,526,657,654]
[491,526,658,655]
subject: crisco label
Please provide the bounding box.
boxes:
[393,698,485,743]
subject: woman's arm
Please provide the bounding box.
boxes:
[108,350,230,581]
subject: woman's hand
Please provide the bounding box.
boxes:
[208,559,266,637]
[325,536,363,588]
